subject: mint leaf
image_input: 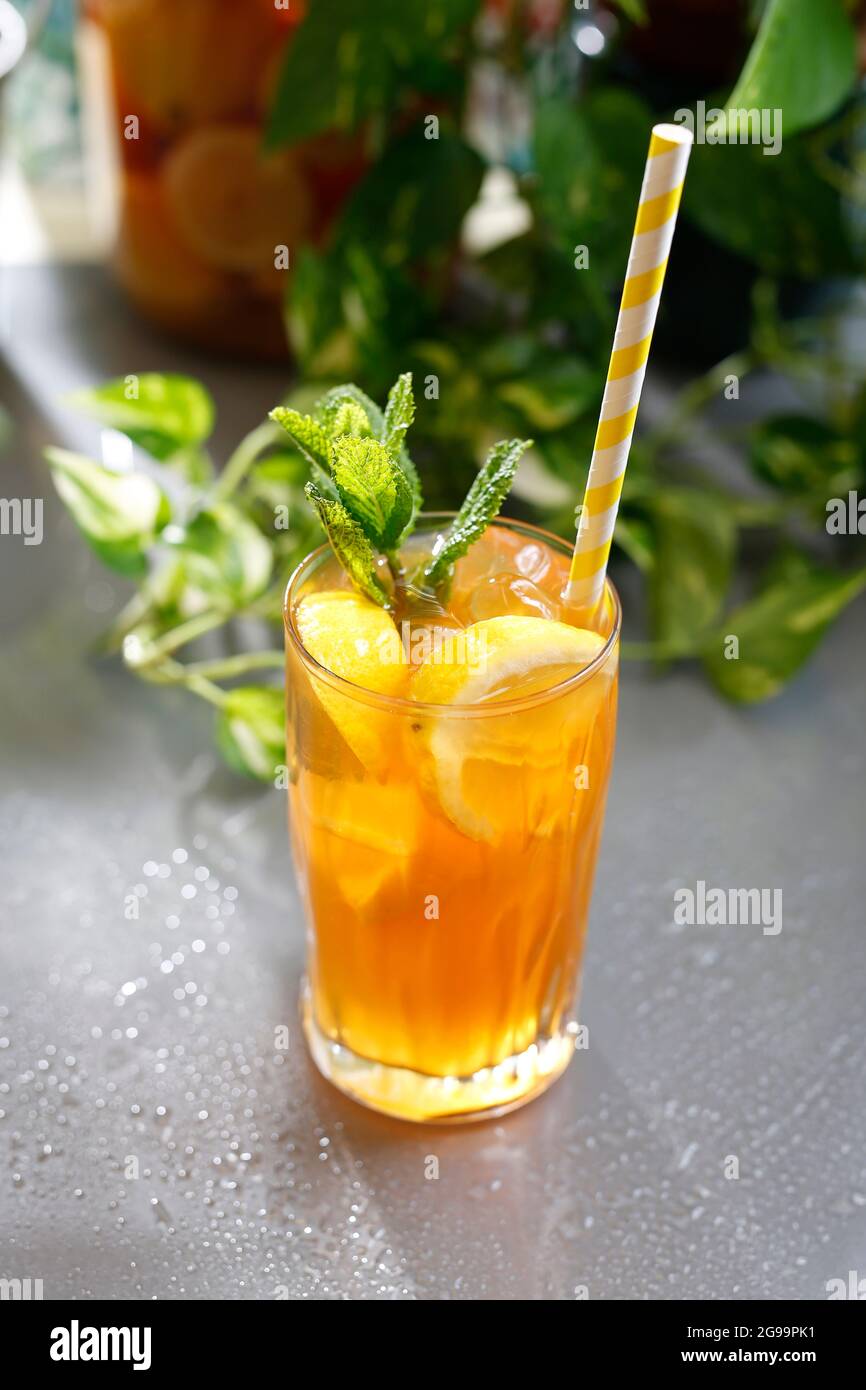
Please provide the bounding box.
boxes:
[269,407,336,498]
[332,401,373,438]
[318,381,422,509]
[423,438,532,589]
[383,372,415,458]
[383,371,422,507]
[331,436,413,551]
[318,383,386,438]
[305,483,388,606]
[270,407,330,468]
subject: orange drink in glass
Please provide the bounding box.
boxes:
[284,516,620,1122]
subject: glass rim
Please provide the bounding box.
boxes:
[283,513,622,718]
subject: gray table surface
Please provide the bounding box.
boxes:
[1,266,865,1301]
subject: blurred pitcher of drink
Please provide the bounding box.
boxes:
[76,0,367,359]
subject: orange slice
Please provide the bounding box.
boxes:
[115,171,226,322]
[164,124,312,274]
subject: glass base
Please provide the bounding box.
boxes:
[301,983,577,1124]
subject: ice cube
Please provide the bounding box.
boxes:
[402,614,466,669]
[514,542,551,585]
[468,573,563,623]
[452,525,525,589]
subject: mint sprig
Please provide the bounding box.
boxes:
[331,436,413,551]
[304,483,388,606]
[320,381,422,506]
[268,407,336,498]
[382,372,417,495]
[272,374,530,605]
[422,438,533,589]
[332,400,373,439]
[271,374,422,601]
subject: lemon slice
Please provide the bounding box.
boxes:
[293,590,407,774]
[164,124,312,273]
[299,774,419,909]
[410,615,608,842]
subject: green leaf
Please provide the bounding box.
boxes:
[318,383,386,437]
[305,483,388,605]
[607,0,647,21]
[245,453,309,513]
[703,562,866,702]
[533,88,653,283]
[164,504,273,607]
[383,372,422,507]
[713,0,856,142]
[66,374,215,463]
[269,407,336,496]
[331,436,414,550]
[423,438,532,589]
[649,490,736,655]
[497,359,601,432]
[383,372,415,459]
[46,447,170,577]
[614,515,655,574]
[750,415,859,499]
[341,125,484,265]
[265,2,392,148]
[475,333,538,381]
[265,0,479,149]
[248,452,308,488]
[759,541,822,592]
[332,401,373,438]
[319,381,422,508]
[215,686,285,782]
[287,225,432,390]
[286,245,356,378]
[684,132,859,278]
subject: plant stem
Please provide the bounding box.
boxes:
[140,657,227,707]
[182,651,285,680]
[94,587,155,654]
[125,609,227,667]
[386,550,408,607]
[211,420,281,502]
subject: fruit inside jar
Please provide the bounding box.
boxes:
[79,0,366,359]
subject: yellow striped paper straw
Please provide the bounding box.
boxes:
[566,123,693,615]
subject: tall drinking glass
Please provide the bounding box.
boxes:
[284,517,620,1122]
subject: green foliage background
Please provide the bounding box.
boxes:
[47,0,866,775]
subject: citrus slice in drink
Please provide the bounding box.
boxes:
[300,774,419,910]
[115,171,227,324]
[164,124,312,273]
[410,615,608,841]
[293,590,407,774]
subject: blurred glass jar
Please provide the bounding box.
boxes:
[78,0,366,359]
